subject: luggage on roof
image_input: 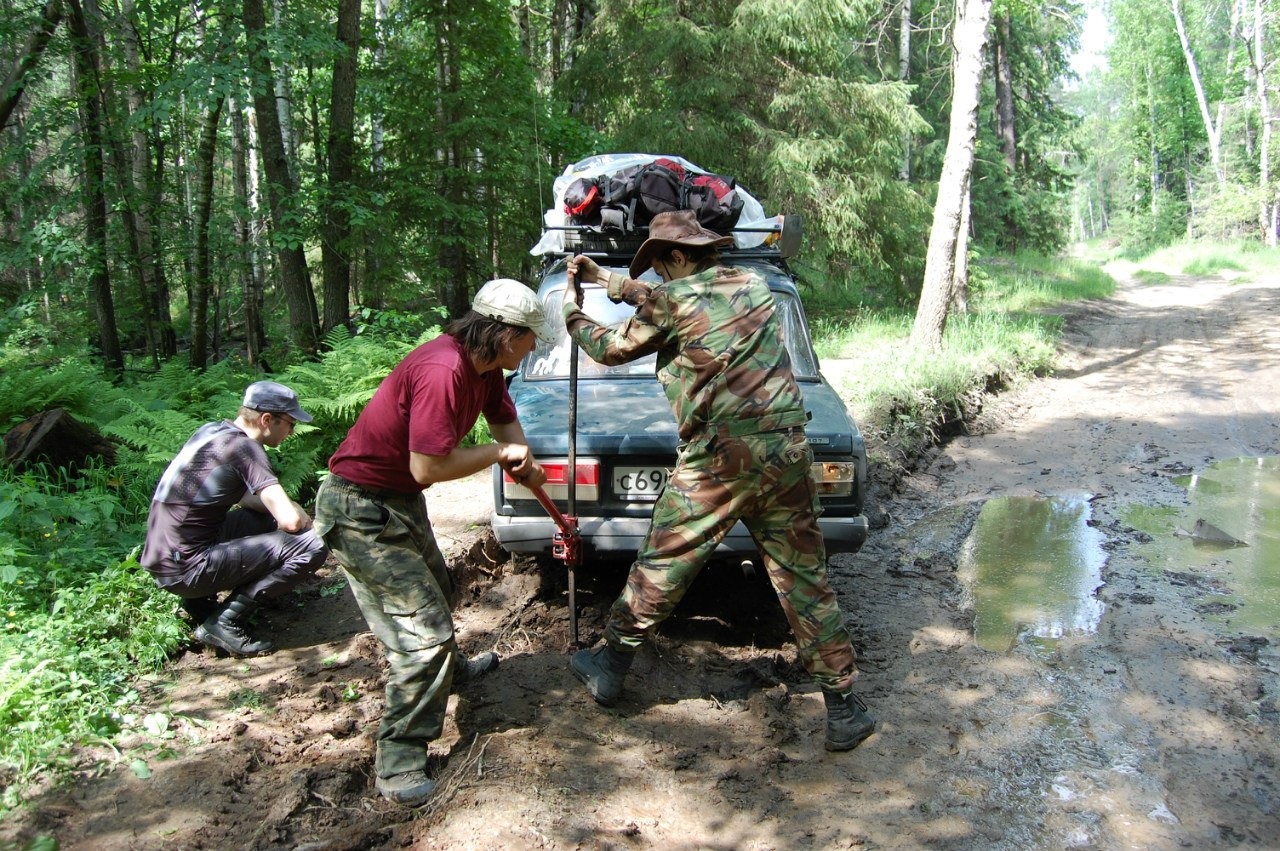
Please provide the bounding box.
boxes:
[530,154,773,256]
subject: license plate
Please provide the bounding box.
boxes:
[612,466,667,501]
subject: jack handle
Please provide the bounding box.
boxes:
[505,466,582,568]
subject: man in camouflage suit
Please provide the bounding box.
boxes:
[563,209,875,752]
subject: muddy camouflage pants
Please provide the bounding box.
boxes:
[313,474,462,778]
[607,427,858,694]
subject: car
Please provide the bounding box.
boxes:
[490,236,869,564]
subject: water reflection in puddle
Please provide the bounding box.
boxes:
[958,495,1107,652]
[1123,456,1280,636]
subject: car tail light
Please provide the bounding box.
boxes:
[503,458,601,502]
[812,461,855,496]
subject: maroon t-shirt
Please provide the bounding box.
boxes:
[328,334,517,493]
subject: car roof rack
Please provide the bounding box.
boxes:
[538,216,804,268]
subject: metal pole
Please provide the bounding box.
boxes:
[566,270,580,648]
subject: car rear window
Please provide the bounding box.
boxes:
[524,284,820,381]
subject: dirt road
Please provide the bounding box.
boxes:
[3,269,1278,849]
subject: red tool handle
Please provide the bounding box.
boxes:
[529,483,572,532]
[520,480,583,567]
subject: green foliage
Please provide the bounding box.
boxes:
[0,363,128,432]
[1123,240,1280,281]
[564,0,930,305]
[0,459,188,809]
[1114,190,1190,256]
[1132,269,1172,285]
[813,251,1110,469]
[973,252,1116,311]
[1078,0,1278,249]
[968,3,1082,254]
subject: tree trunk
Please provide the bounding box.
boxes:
[271,0,299,186]
[0,0,62,130]
[321,0,360,333]
[436,8,470,317]
[518,0,532,62]
[231,92,266,364]
[120,0,175,359]
[365,0,388,310]
[66,0,123,375]
[244,104,270,321]
[551,0,566,82]
[898,0,913,180]
[911,0,993,350]
[1147,61,1160,213]
[150,123,177,356]
[306,63,325,183]
[190,96,224,369]
[994,12,1016,171]
[3,408,117,471]
[82,0,158,368]
[1254,0,1275,245]
[951,176,972,313]
[243,0,320,354]
[1171,0,1224,185]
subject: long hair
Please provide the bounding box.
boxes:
[444,311,530,362]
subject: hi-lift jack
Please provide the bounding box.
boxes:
[527,483,582,570]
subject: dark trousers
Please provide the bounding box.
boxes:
[157,509,329,602]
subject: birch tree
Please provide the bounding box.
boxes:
[0,0,62,130]
[1170,0,1225,185]
[1252,0,1276,243]
[912,0,993,349]
[243,0,319,354]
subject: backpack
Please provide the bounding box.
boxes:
[563,158,744,235]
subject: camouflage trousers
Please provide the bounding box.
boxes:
[607,427,858,694]
[313,474,461,778]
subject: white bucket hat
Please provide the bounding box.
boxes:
[472,278,556,343]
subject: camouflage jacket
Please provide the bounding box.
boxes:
[563,264,808,442]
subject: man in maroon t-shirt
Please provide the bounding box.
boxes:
[314,279,551,806]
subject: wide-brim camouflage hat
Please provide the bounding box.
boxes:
[629,209,735,278]
[472,278,557,343]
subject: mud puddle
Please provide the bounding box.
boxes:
[956,494,1108,653]
[1123,456,1280,637]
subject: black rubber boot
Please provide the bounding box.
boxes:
[570,644,634,707]
[180,595,219,625]
[195,594,272,655]
[453,651,500,686]
[823,689,876,751]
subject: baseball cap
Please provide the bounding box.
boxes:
[242,380,313,423]
[472,278,557,343]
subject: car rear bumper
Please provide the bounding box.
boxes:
[491,513,868,557]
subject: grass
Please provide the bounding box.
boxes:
[1124,239,1280,281]
[811,251,1114,472]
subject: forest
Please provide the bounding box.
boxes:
[1,0,1276,369]
[0,0,1277,812]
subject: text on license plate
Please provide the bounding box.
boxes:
[613,466,667,500]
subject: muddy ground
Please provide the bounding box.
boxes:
[3,267,1279,850]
